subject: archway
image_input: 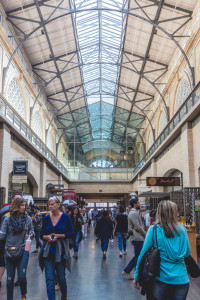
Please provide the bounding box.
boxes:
[8,171,38,198]
[163,168,183,193]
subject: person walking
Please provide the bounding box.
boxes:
[0,197,33,300]
[0,194,21,287]
[115,206,128,257]
[95,211,113,259]
[82,208,88,238]
[108,212,115,243]
[40,197,74,300]
[32,207,43,254]
[133,200,191,300]
[122,197,146,280]
[70,207,83,259]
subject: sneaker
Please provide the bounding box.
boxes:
[31,250,38,254]
[124,250,127,255]
[103,253,106,259]
[110,239,114,243]
[122,271,134,280]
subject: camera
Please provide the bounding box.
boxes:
[127,229,133,240]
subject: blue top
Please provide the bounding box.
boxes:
[40,213,74,259]
[40,213,74,239]
[134,224,191,285]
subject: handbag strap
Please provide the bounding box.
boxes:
[153,225,158,248]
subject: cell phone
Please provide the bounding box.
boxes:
[51,234,55,240]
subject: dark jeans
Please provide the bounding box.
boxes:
[100,238,109,252]
[117,232,127,251]
[5,250,29,300]
[44,259,67,300]
[151,279,189,300]
[74,232,80,253]
[124,240,143,274]
[34,229,42,249]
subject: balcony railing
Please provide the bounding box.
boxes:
[0,95,70,179]
[133,82,200,177]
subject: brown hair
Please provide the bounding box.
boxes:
[155,200,179,237]
[10,198,27,216]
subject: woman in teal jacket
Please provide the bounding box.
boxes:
[133,200,191,300]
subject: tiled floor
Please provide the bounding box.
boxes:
[0,229,199,299]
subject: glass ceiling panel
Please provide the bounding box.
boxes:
[74,0,127,147]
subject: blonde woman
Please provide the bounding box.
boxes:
[133,200,191,300]
[0,197,33,300]
[40,197,74,300]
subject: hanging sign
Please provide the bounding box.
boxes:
[63,191,76,200]
[146,177,180,187]
[13,161,28,175]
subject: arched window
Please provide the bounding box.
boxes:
[175,79,190,112]
[7,78,25,118]
[148,130,154,150]
[47,131,54,153]
[32,112,42,139]
[158,111,167,136]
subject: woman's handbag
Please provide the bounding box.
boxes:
[5,219,27,261]
[138,225,160,296]
[5,246,24,261]
[184,255,200,278]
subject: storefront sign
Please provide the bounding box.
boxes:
[146,177,180,186]
[12,175,27,184]
[63,191,76,200]
[138,184,152,192]
[13,161,28,175]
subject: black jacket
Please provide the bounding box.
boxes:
[95,218,113,239]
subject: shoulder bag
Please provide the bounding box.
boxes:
[5,218,27,261]
[138,225,160,296]
[184,255,200,278]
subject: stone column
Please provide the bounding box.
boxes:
[181,122,195,187]
[40,159,47,197]
[0,122,11,202]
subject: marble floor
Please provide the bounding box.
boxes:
[0,229,199,300]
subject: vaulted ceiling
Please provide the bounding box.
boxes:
[2,0,197,167]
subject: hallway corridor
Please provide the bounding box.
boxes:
[0,229,199,300]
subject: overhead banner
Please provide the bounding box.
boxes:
[63,191,76,200]
[13,161,28,175]
[146,177,180,187]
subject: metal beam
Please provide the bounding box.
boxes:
[6,0,52,15]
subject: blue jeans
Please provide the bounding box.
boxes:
[74,232,80,253]
[5,250,29,300]
[44,259,67,300]
[34,229,42,249]
[152,279,189,300]
[124,240,143,274]
[117,233,127,251]
[100,238,109,252]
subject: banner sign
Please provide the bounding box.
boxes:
[63,191,76,200]
[13,161,28,175]
[146,177,180,187]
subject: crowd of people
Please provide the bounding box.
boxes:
[0,194,196,300]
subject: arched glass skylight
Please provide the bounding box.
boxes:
[72,0,127,141]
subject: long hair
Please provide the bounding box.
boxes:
[71,207,80,217]
[155,200,179,237]
[10,198,27,216]
[48,196,63,212]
